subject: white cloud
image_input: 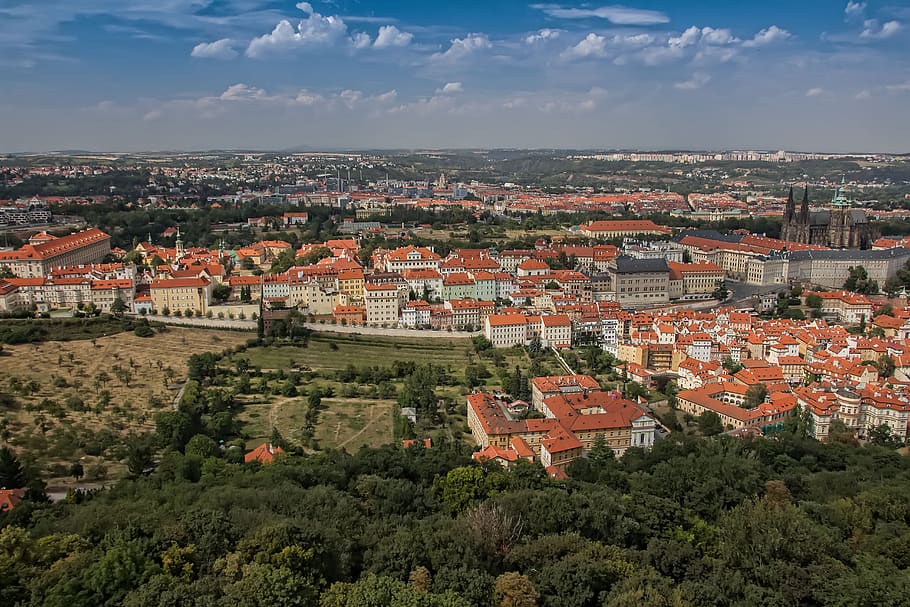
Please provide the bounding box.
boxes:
[339,89,363,108]
[669,26,701,48]
[220,83,269,101]
[373,25,413,48]
[806,87,825,97]
[374,90,398,103]
[352,32,372,49]
[246,4,350,58]
[293,89,324,106]
[860,19,901,40]
[525,28,561,45]
[191,38,238,60]
[430,33,492,63]
[674,72,711,90]
[743,25,791,47]
[855,89,871,99]
[698,27,738,45]
[886,81,910,91]
[532,4,669,25]
[845,2,866,22]
[614,33,654,47]
[562,33,608,60]
[437,82,464,94]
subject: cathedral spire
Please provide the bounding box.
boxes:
[785,186,795,221]
[799,185,809,222]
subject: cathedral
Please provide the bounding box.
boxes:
[780,184,876,249]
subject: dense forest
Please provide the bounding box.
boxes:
[2,423,909,606]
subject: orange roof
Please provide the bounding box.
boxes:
[0,228,109,261]
[541,314,572,327]
[244,443,284,463]
[582,220,670,234]
[487,314,528,327]
[0,488,26,513]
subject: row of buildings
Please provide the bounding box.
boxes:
[468,375,657,474]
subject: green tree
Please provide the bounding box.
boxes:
[712,280,729,301]
[0,447,26,488]
[435,466,488,515]
[844,266,878,295]
[212,283,232,302]
[155,411,194,451]
[868,424,902,448]
[744,384,768,409]
[805,293,822,310]
[185,434,219,459]
[125,435,155,476]
[697,411,724,436]
[875,354,895,378]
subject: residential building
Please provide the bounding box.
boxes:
[150,277,213,315]
[0,228,111,277]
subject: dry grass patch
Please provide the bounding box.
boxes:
[0,327,248,480]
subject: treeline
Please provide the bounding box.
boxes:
[1,427,909,606]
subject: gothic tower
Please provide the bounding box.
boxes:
[797,185,810,244]
[782,186,796,242]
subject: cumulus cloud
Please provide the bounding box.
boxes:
[374,90,398,103]
[674,72,711,90]
[743,25,791,47]
[860,19,902,40]
[430,34,492,63]
[845,2,866,22]
[525,28,561,44]
[373,25,413,48]
[352,32,372,49]
[246,4,350,57]
[191,38,238,60]
[562,33,608,60]
[437,82,464,94]
[805,87,825,97]
[855,89,871,99]
[373,25,414,48]
[220,83,269,101]
[532,4,669,25]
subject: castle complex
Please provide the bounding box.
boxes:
[780,184,876,249]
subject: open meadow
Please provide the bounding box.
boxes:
[0,326,248,481]
[228,331,556,452]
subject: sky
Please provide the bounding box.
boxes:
[1,1,909,153]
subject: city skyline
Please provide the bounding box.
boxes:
[2,1,909,153]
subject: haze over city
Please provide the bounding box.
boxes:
[2,0,910,152]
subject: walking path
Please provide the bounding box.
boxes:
[139,314,481,339]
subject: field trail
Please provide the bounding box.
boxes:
[338,403,383,449]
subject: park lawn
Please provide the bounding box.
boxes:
[237,332,475,375]
[238,395,395,452]
[314,398,395,451]
[0,326,248,481]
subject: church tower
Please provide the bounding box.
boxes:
[175,227,186,260]
[797,185,810,244]
[782,186,796,241]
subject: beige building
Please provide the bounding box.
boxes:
[364,283,407,326]
[606,256,669,307]
[668,261,724,299]
[151,277,213,315]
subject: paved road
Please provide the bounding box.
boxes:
[139,314,482,339]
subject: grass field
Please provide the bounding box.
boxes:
[0,326,248,481]
[237,395,395,452]
[240,332,476,373]
[229,331,552,453]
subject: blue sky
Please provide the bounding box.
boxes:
[1,1,909,152]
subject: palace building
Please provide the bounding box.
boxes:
[780,184,876,249]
